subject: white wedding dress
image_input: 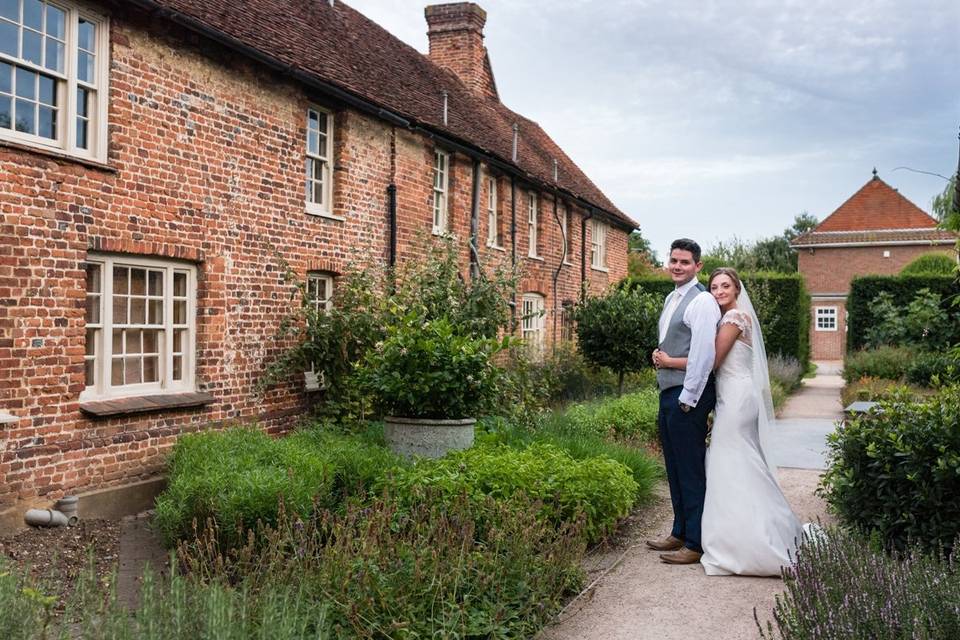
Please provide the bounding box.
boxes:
[700,308,804,576]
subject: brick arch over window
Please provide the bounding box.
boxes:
[87,236,205,263]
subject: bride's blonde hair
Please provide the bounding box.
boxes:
[708,267,742,296]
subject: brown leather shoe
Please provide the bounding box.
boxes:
[646,535,684,551]
[659,547,703,565]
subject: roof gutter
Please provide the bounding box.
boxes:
[791,239,957,249]
[123,0,634,231]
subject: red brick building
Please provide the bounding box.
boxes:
[792,171,956,360]
[0,0,635,521]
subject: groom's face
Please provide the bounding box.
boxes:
[667,249,702,286]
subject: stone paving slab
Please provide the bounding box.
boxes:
[768,418,838,471]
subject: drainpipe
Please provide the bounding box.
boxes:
[469,158,481,281]
[387,183,397,269]
[25,496,79,527]
[551,194,564,353]
[509,175,518,330]
[581,207,594,302]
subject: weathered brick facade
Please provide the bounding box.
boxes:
[793,174,956,360]
[0,2,632,515]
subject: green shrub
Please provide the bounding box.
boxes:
[760,527,960,640]
[842,346,912,383]
[901,252,957,275]
[864,288,954,350]
[820,385,960,552]
[847,274,958,351]
[154,427,401,548]
[905,351,960,387]
[563,388,660,442]
[840,376,932,407]
[381,442,638,543]
[527,342,655,406]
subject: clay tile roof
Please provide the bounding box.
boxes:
[791,228,957,247]
[138,0,636,229]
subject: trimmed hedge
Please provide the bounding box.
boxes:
[900,252,957,275]
[847,275,959,352]
[622,273,810,365]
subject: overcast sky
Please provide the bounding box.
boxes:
[348,0,959,259]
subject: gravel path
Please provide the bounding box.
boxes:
[540,362,843,640]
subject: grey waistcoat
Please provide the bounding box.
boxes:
[656,283,706,391]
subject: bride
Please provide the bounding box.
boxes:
[658,267,804,576]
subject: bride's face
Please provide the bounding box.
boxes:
[710,274,738,308]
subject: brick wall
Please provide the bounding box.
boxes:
[0,14,629,509]
[798,244,955,359]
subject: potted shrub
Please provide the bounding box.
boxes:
[357,313,506,458]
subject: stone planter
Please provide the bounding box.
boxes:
[384,416,475,459]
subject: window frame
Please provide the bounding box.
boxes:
[432,149,450,235]
[304,105,336,218]
[0,0,110,162]
[81,254,197,401]
[486,174,501,248]
[560,201,574,264]
[590,219,608,271]
[521,292,545,358]
[304,271,334,390]
[815,306,838,332]
[527,191,539,258]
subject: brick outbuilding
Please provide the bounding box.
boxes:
[0,0,636,522]
[791,170,956,360]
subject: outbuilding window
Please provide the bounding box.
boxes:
[815,306,838,331]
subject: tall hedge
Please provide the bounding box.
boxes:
[847,275,959,352]
[620,273,810,366]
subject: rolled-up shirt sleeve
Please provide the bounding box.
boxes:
[678,292,720,407]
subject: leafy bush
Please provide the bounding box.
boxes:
[527,342,655,406]
[864,288,954,350]
[900,252,957,275]
[760,527,960,640]
[563,388,660,442]
[356,314,507,419]
[574,288,661,394]
[847,274,958,351]
[154,427,402,548]
[840,376,932,407]
[820,385,960,552]
[905,350,960,387]
[381,442,638,543]
[842,346,913,383]
[180,492,584,639]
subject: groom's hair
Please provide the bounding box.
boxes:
[670,238,702,262]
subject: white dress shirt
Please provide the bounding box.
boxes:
[662,278,720,407]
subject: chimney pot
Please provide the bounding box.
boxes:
[425,3,498,100]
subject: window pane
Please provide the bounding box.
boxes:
[0,95,10,129]
[46,5,64,39]
[111,357,123,385]
[112,329,122,353]
[0,0,18,21]
[15,67,35,99]
[85,262,101,290]
[14,98,34,133]
[22,0,40,30]
[143,356,158,382]
[143,329,158,353]
[75,117,87,148]
[173,271,186,296]
[147,268,162,294]
[130,297,146,324]
[317,112,327,134]
[312,180,323,205]
[0,61,10,93]
[84,358,94,386]
[148,299,162,324]
[127,329,141,354]
[77,51,94,83]
[76,86,88,116]
[172,355,182,381]
[0,21,15,57]
[85,328,96,356]
[37,104,53,138]
[85,293,99,323]
[317,132,327,157]
[173,328,185,353]
[44,38,63,73]
[113,266,128,293]
[124,357,140,384]
[22,28,42,65]
[78,19,94,51]
[130,268,146,295]
[37,74,54,104]
[112,295,127,324]
[173,300,186,324]
[307,129,317,155]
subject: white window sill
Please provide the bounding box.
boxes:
[591,265,609,273]
[562,260,574,266]
[433,229,457,240]
[487,243,506,252]
[0,138,113,172]
[527,254,544,262]
[305,205,345,221]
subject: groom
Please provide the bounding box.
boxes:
[647,238,720,564]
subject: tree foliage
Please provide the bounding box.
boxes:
[573,289,660,395]
[627,230,661,276]
[701,213,818,274]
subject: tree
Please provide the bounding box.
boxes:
[627,230,661,276]
[702,212,819,274]
[932,175,957,225]
[574,288,660,395]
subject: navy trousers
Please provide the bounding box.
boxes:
[658,381,716,553]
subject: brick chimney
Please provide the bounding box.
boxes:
[425,3,498,100]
